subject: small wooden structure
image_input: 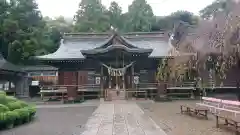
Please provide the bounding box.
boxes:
[196,97,240,134]
[0,53,29,97]
[180,104,208,119]
[214,113,240,135]
[39,84,100,101]
[23,65,58,85]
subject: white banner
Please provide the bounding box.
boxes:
[108,68,124,76]
[134,76,139,84]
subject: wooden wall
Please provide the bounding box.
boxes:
[58,71,90,86]
[31,76,57,84]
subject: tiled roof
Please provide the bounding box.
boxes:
[23,65,58,71]
[35,32,172,60]
[0,54,24,72]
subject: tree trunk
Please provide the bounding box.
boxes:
[155,81,171,101]
[157,81,167,97]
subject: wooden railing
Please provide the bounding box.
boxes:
[39,84,101,101]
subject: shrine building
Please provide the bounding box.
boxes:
[35,31,187,100]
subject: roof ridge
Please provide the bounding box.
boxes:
[64,32,111,36]
[64,31,166,35]
[123,31,166,35]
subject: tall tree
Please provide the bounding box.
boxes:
[44,16,73,33]
[200,0,227,19]
[169,11,199,26]
[125,0,154,32]
[152,11,199,31]
[108,1,123,31]
[169,0,240,86]
[0,0,57,64]
[0,0,9,57]
[74,0,110,32]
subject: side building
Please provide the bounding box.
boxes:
[23,65,58,85]
[0,53,29,97]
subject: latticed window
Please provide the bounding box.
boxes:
[42,71,56,76]
[87,71,95,84]
[29,72,42,76]
[28,71,57,76]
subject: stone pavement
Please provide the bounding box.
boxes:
[81,101,167,135]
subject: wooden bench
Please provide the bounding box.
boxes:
[217,100,240,117]
[180,104,208,119]
[196,97,222,113]
[214,112,240,135]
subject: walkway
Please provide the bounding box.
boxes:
[81,101,167,135]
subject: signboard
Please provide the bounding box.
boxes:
[133,76,139,84]
[95,77,101,84]
[31,81,39,86]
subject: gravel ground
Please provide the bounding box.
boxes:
[138,100,233,135]
[0,106,97,135]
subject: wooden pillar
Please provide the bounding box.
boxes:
[76,71,80,99]
[101,65,104,98]
[65,71,77,100]
[151,89,153,99]
[116,52,118,89]
[131,64,134,89]
[123,53,125,90]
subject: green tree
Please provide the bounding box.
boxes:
[151,16,172,31]
[74,0,110,32]
[125,0,154,32]
[169,11,198,25]
[153,11,198,31]
[44,16,73,33]
[0,0,57,64]
[108,1,123,31]
[0,0,10,57]
[200,0,227,19]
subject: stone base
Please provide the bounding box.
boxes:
[100,98,104,102]
[154,95,172,102]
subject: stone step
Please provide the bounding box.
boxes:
[106,90,126,100]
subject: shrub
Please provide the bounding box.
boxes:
[5,111,18,128]
[0,93,7,105]
[0,91,6,95]
[0,113,6,129]
[24,106,36,118]
[0,111,18,129]
[0,104,9,113]
[6,102,22,111]
[0,94,37,130]
[18,101,28,107]
[14,108,30,123]
[5,96,17,103]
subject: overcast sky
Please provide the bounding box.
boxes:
[36,0,216,18]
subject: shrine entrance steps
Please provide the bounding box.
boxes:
[105,89,126,101]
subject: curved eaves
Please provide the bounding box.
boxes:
[81,45,153,55]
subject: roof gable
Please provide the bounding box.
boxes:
[97,33,138,49]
